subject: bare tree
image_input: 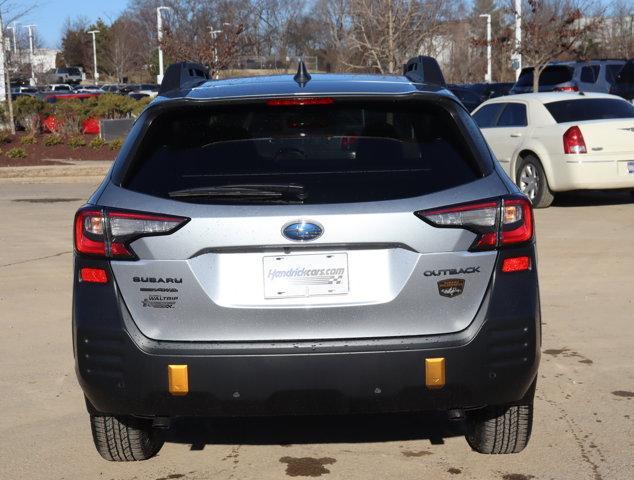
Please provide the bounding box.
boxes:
[59,16,91,71]
[598,1,634,59]
[161,23,246,76]
[318,0,459,74]
[511,0,603,92]
[103,18,140,82]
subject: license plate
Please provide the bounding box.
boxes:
[628,161,634,174]
[263,253,349,299]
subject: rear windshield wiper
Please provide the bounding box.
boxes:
[168,183,308,201]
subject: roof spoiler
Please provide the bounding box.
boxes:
[403,56,446,87]
[158,62,210,95]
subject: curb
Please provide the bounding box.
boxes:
[0,160,111,182]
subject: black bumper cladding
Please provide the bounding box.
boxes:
[73,247,540,417]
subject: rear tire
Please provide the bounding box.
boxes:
[516,155,554,208]
[465,396,534,454]
[90,414,163,461]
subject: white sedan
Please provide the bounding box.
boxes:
[472,92,634,207]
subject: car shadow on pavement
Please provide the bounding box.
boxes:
[552,190,633,207]
[162,412,465,449]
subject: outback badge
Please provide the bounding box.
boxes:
[438,279,465,298]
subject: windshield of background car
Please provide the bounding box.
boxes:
[545,99,634,123]
[123,100,485,204]
[516,66,574,86]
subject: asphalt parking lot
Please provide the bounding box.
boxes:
[0,181,632,480]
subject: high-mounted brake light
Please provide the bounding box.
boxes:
[563,125,587,154]
[74,208,188,260]
[415,195,534,251]
[553,85,579,92]
[266,97,334,106]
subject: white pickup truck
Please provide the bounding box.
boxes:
[44,67,83,85]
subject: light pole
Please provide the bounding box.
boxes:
[7,22,18,55]
[512,0,522,80]
[479,14,492,83]
[87,30,99,84]
[208,25,222,79]
[156,6,171,84]
[24,24,36,85]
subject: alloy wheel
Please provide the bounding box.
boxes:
[519,163,540,201]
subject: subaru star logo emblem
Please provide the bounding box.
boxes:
[282,221,323,241]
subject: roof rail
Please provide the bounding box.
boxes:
[403,56,446,87]
[158,62,210,96]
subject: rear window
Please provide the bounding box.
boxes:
[516,66,573,87]
[545,99,634,123]
[124,101,484,204]
[615,62,634,84]
[580,65,599,83]
[606,64,625,84]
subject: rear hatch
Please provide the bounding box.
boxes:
[95,97,510,342]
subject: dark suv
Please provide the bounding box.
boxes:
[74,59,540,461]
[609,59,634,102]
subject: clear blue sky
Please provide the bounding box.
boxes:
[18,0,129,48]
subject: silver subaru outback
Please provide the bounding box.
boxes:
[73,59,540,461]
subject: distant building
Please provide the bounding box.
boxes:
[31,48,59,73]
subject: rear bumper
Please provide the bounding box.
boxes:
[551,157,634,191]
[74,247,540,417]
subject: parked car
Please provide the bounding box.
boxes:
[128,84,159,100]
[11,86,38,94]
[129,90,158,100]
[74,85,103,93]
[74,59,540,461]
[43,67,83,85]
[609,59,634,103]
[447,85,487,112]
[101,84,122,93]
[10,86,38,100]
[472,92,634,207]
[46,84,74,92]
[118,83,141,95]
[463,82,514,99]
[510,60,626,94]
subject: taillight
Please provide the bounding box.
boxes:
[563,125,587,154]
[266,97,334,106]
[415,195,534,251]
[553,85,578,92]
[74,207,188,260]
